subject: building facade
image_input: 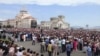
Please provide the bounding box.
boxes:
[1,8,37,28]
[40,15,70,29]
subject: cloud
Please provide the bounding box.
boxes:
[0,0,100,6]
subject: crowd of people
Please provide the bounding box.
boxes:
[0,39,45,56]
[39,29,100,56]
[0,28,100,56]
[0,29,42,56]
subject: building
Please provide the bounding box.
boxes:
[1,8,37,28]
[40,15,70,29]
[0,21,2,28]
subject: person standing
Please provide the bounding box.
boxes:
[52,43,58,56]
[86,44,92,56]
[79,38,83,51]
[45,38,49,51]
[66,41,72,56]
[61,38,66,53]
[32,35,37,45]
[40,40,45,53]
[58,39,62,53]
[47,42,53,56]
[22,34,26,42]
[73,39,78,51]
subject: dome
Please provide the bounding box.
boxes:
[15,8,37,21]
[23,16,36,21]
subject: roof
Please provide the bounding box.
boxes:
[23,16,36,21]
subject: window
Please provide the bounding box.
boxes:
[31,20,37,28]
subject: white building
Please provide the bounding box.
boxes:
[40,15,70,29]
[1,8,37,28]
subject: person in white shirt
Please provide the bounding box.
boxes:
[51,39,55,45]
[46,35,50,39]
[23,34,26,42]
[32,35,37,45]
[16,49,23,56]
[61,38,66,52]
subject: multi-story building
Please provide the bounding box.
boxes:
[0,8,70,29]
[1,8,37,28]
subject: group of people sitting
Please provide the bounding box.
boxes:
[0,39,44,56]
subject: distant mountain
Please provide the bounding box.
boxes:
[71,26,83,29]
[92,26,100,29]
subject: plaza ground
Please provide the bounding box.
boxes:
[16,41,87,56]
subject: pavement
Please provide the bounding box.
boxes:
[15,41,87,56]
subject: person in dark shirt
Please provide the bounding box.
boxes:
[3,46,9,56]
[66,41,72,56]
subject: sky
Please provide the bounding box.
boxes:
[0,0,100,27]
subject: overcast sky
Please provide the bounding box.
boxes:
[0,0,100,27]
